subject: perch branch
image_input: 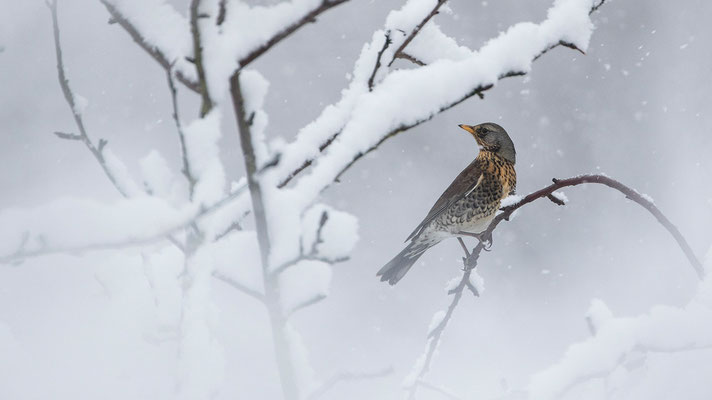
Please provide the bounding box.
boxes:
[406,173,703,399]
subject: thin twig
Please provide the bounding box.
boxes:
[166,66,197,198]
[212,270,265,302]
[388,0,447,67]
[367,31,392,91]
[238,0,350,68]
[46,0,185,253]
[287,294,326,317]
[99,0,200,92]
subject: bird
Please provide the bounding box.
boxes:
[377,122,517,285]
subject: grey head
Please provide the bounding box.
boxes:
[458,122,516,164]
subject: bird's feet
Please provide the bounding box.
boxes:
[458,231,494,251]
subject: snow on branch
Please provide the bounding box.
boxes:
[528,249,712,399]
[0,183,250,264]
[404,173,702,399]
[274,0,605,195]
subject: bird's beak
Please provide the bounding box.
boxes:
[458,124,476,134]
[459,124,483,146]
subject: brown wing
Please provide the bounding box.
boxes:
[405,158,484,242]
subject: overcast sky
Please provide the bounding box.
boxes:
[1,0,711,399]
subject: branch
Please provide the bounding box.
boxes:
[46,0,185,253]
[306,366,394,400]
[48,0,128,197]
[0,182,249,264]
[212,270,265,303]
[166,66,197,198]
[367,31,392,91]
[238,0,350,68]
[405,173,703,399]
[99,0,200,93]
[279,0,608,189]
[388,0,448,67]
[287,293,326,317]
[190,0,213,116]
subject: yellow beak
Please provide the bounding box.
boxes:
[458,124,476,134]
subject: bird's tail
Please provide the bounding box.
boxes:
[377,242,432,285]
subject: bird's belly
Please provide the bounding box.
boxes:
[452,212,495,234]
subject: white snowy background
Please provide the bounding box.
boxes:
[1,0,712,399]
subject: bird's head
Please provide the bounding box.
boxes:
[458,122,516,164]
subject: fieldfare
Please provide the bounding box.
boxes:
[377,123,517,285]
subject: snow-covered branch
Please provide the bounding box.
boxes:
[528,249,712,399]
[274,0,606,194]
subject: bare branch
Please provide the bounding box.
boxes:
[367,31,392,91]
[287,293,326,317]
[306,366,394,400]
[47,0,130,197]
[546,193,566,206]
[53,131,81,140]
[98,0,200,93]
[395,52,427,66]
[238,0,351,68]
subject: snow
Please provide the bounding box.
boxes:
[177,245,226,400]
[140,150,179,201]
[210,231,264,296]
[73,93,88,115]
[427,310,447,336]
[500,194,523,208]
[285,0,598,200]
[469,269,485,294]
[551,191,569,204]
[407,22,474,64]
[284,322,319,397]
[279,260,332,315]
[640,192,655,203]
[103,148,142,196]
[182,110,226,206]
[528,245,712,399]
[0,196,191,257]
